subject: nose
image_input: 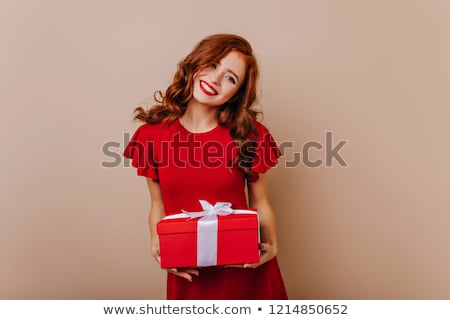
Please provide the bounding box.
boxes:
[209,70,220,85]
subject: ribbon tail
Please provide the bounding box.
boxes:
[197,216,218,266]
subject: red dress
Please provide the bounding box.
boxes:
[123,119,288,299]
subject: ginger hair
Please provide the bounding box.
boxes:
[132,34,260,177]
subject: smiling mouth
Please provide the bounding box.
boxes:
[199,80,218,96]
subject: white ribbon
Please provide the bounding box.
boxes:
[162,200,257,266]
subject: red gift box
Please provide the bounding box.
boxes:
[157,200,260,268]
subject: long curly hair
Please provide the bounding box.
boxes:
[132,33,260,177]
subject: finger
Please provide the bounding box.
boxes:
[152,248,161,265]
[178,271,197,282]
[183,268,200,276]
[245,249,272,269]
[175,271,192,282]
[167,269,192,281]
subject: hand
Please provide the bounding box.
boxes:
[243,243,277,269]
[152,244,199,281]
[166,267,199,282]
[151,243,161,265]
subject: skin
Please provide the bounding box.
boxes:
[180,50,247,133]
[147,50,279,281]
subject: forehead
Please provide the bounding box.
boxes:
[218,51,246,79]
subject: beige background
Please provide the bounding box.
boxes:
[1,0,449,299]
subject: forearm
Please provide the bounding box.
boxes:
[149,204,165,244]
[248,173,279,252]
[145,178,165,247]
[246,174,280,267]
[253,199,278,250]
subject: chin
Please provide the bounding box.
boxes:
[192,92,223,107]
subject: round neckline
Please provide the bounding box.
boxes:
[176,118,221,135]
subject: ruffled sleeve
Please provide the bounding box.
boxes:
[248,122,282,181]
[123,123,158,181]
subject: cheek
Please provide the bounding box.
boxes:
[222,83,239,99]
[192,70,204,85]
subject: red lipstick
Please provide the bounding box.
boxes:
[199,80,218,96]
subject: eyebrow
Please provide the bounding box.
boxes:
[226,69,240,82]
[215,61,240,83]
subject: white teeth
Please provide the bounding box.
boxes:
[201,81,216,94]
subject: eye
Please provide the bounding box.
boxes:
[211,63,217,69]
[225,75,236,84]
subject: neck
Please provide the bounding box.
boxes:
[180,100,219,133]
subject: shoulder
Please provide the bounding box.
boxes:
[135,121,165,133]
[132,120,174,137]
[125,122,165,148]
[253,120,276,141]
[254,120,270,132]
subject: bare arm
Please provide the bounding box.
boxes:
[145,177,199,281]
[146,177,165,263]
[245,173,279,268]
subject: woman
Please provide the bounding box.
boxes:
[123,34,288,299]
